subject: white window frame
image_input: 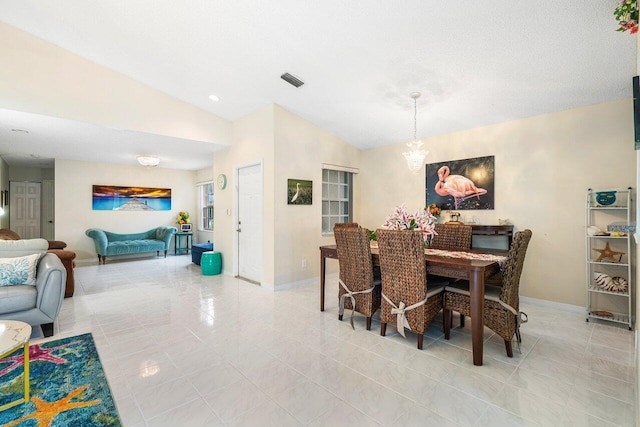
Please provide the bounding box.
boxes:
[197,181,214,231]
[321,164,358,235]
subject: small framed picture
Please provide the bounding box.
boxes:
[287,179,312,205]
[180,224,192,232]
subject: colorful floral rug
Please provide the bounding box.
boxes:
[0,333,121,426]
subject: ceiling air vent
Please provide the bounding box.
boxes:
[280,72,304,88]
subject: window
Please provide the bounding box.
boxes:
[198,182,214,231]
[322,168,353,234]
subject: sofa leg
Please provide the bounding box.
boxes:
[102,256,107,264]
[98,254,102,264]
[42,323,54,337]
[164,250,167,258]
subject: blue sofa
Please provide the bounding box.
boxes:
[85,226,177,264]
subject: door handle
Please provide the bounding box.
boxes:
[236,228,241,232]
[48,220,53,223]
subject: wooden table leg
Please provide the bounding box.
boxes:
[469,267,485,366]
[320,251,326,311]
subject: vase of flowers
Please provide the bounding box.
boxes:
[176,211,190,225]
[428,203,442,222]
[382,204,438,244]
[615,0,638,33]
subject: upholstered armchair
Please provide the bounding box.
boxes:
[0,229,76,297]
[0,238,66,337]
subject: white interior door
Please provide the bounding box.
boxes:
[236,163,263,284]
[10,181,41,238]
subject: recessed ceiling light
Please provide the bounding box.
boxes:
[208,94,220,102]
[11,129,29,133]
[137,155,160,167]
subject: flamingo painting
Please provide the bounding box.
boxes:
[435,166,487,209]
[426,156,494,211]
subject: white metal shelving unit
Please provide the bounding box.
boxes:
[585,187,634,330]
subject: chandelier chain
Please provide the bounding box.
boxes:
[413,97,417,142]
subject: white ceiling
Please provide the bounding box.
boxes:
[0,109,224,170]
[0,1,636,170]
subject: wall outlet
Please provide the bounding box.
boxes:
[301,259,307,269]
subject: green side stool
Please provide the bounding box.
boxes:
[201,251,222,276]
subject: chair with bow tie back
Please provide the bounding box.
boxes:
[335,227,381,330]
[443,229,532,357]
[429,223,473,327]
[376,229,444,349]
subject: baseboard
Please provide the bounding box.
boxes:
[75,253,175,267]
[74,258,97,267]
[274,277,319,291]
[519,295,584,313]
[280,274,587,313]
[260,281,274,290]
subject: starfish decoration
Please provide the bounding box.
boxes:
[0,340,81,377]
[2,384,101,427]
[593,242,625,263]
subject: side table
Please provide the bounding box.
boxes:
[0,320,31,411]
[175,232,193,255]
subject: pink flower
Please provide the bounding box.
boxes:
[382,204,438,242]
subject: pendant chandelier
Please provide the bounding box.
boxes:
[402,92,428,173]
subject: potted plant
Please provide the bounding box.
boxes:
[615,0,638,33]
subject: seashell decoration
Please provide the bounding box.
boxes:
[593,272,628,293]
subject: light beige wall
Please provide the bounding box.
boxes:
[55,159,197,263]
[195,167,214,183]
[359,99,635,307]
[213,105,275,284]
[0,22,231,146]
[8,166,52,182]
[273,105,360,287]
[212,104,359,288]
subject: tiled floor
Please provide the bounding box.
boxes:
[44,255,636,426]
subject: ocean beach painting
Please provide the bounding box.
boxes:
[92,185,172,211]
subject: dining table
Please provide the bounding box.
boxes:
[319,244,507,366]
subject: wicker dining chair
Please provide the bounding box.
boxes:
[430,223,472,251]
[377,229,444,349]
[335,227,381,330]
[443,229,532,357]
[429,223,473,326]
[333,222,359,231]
